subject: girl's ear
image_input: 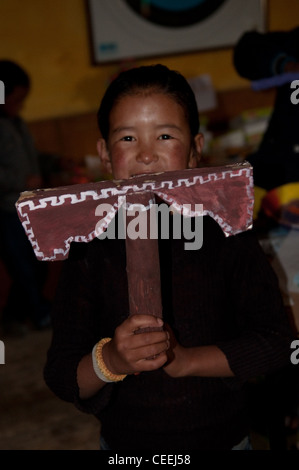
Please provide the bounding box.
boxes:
[188,133,204,168]
[97,138,112,175]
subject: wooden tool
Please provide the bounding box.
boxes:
[16,162,254,321]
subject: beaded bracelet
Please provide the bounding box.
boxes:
[92,337,127,383]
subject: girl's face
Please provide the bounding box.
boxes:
[98,92,203,180]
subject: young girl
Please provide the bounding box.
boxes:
[44,64,293,450]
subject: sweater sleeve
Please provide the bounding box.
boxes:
[43,244,115,416]
[216,230,295,382]
[233,27,299,80]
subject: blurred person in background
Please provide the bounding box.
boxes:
[234,26,299,193]
[234,29,299,445]
[0,59,51,336]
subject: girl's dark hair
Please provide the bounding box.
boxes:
[0,60,30,97]
[97,64,200,140]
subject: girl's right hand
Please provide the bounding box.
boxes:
[102,314,170,376]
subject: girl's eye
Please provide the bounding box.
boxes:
[121,136,135,141]
[158,134,172,140]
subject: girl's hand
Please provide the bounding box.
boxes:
[163,323,188,378]
[163,324,234,379]
[102,314,170,376]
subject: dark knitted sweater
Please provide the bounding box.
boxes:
[44,216,293,450]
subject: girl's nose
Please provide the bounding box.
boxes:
[136,147,158,164]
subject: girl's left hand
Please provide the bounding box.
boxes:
[163,324,234,379]
[163,324,188,378]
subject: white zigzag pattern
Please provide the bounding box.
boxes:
[17,167,253,260]
[18,168,250,212]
